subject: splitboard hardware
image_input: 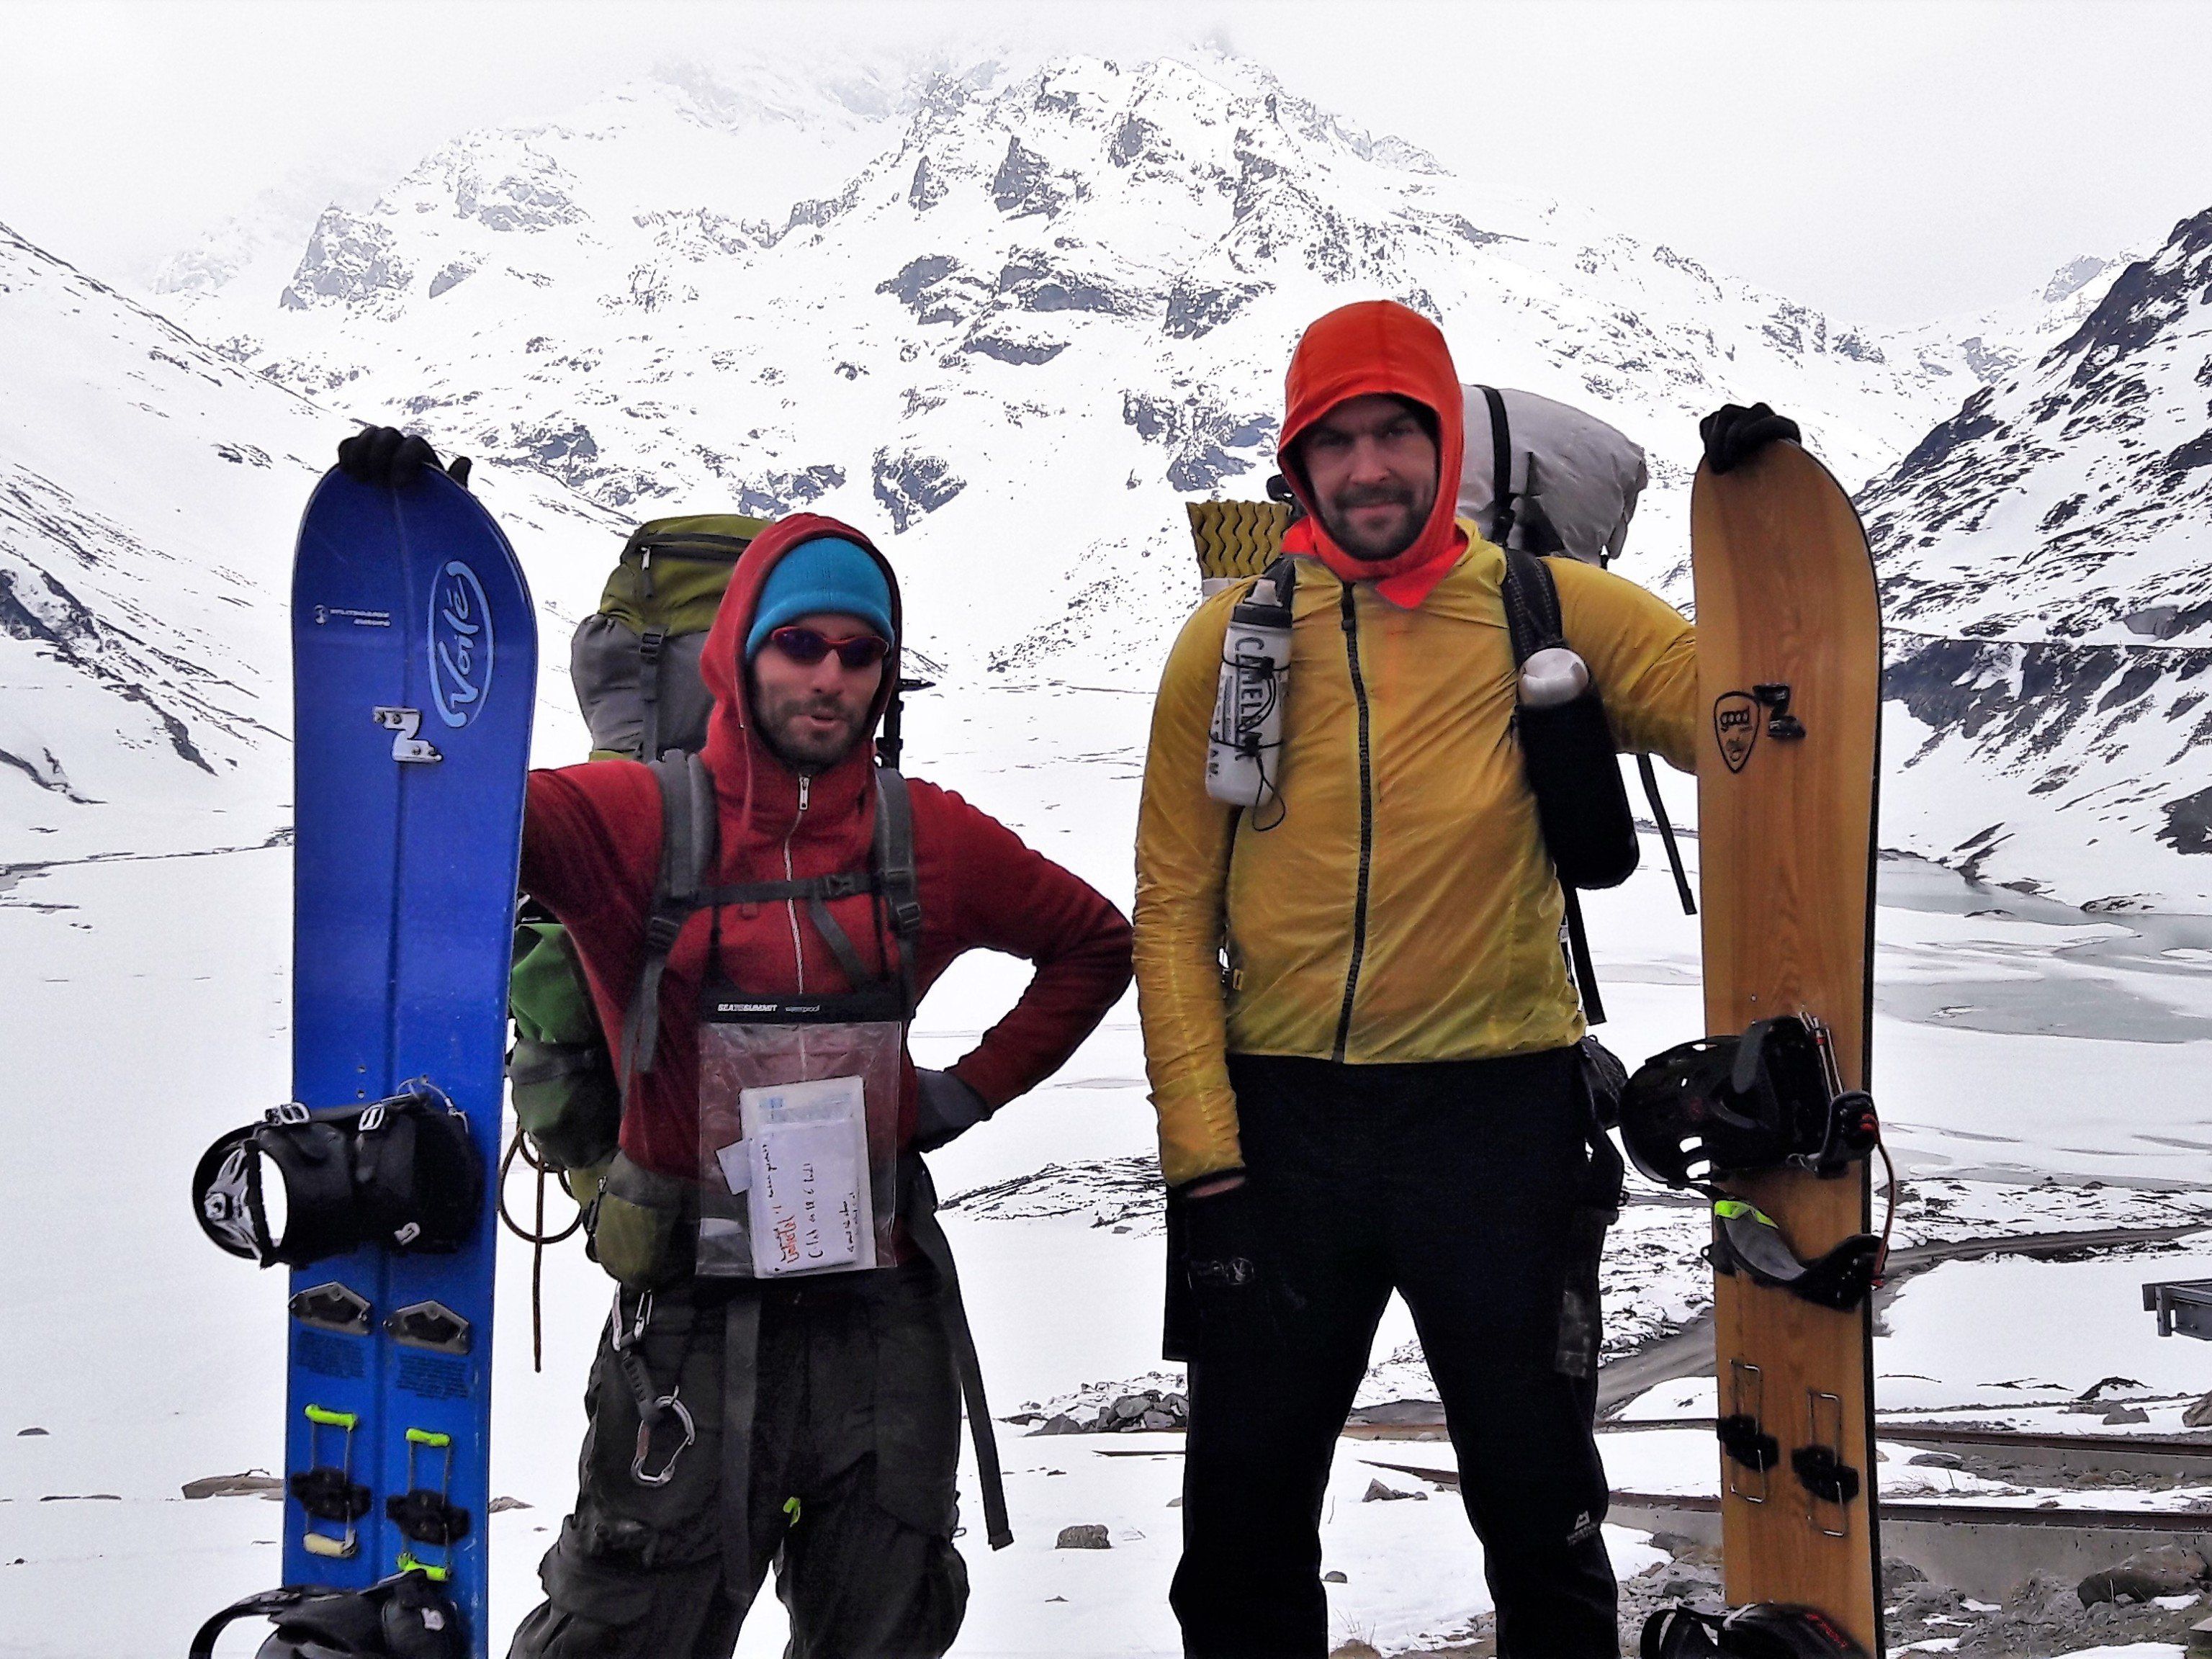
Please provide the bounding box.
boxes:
[387,1426,470,1576]
[290,1282,372,1336]
[292,1403,370,1559]
[385,1300,472,1355]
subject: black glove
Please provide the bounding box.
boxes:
[1166,1179,1292,1360]
[1699,403,1800,475]
[336,426,472,490]
[913,1068,991,1153]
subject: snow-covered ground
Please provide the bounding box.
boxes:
[5,683,2212,1657]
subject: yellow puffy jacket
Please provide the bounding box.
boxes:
[1134,529,1699,1187]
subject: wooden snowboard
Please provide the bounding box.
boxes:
[1691,441,1884,1653]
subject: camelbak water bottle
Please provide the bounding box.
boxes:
[1205,560,1295,809]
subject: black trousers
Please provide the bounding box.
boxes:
[1172,1050,1618,1659]
[508,1264,966,1659]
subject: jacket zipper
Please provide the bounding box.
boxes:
[783,775,810,992]
[1334,583,1375,1062]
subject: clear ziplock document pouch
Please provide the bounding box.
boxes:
[696,979,904,1280]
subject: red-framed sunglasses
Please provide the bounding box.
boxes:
[765,625,892,669]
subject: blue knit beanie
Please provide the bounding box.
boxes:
[744,537,895,662]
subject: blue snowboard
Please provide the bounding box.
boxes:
[283,466,534,1654]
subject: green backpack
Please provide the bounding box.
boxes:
[570,513,771,762]
[505,514,765,1228]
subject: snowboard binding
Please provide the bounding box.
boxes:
[1709,1199,1884,1311]
[192,1082,485,1268]
[1620,1015,1876,1186]
[189,1569,466,1659]
[1642,1604,1869,1659]
[1619,1015,1889,1312]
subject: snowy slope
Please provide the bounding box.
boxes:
[0,220,656,868]
[1861,208,2212,907]
[0,222,319,863]
[167,51,2031,691]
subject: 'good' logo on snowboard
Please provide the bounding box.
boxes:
[428,561,495,729]
[1713,691,1759,773]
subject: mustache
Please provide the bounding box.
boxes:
[1331,482,1418,511]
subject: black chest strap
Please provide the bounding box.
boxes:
[620,760,923,1092]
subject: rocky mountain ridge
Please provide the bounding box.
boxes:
[161,51,2039,679]
[1863,208,2212,905]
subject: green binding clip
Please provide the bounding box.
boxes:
[396,1553,451,1583]
[304,1404,359,1429]
[406,1428,452,1449]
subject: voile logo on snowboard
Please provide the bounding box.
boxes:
[429,560,495,729]
[1714,691,1759,773]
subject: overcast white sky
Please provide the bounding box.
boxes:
[2,0,2209,327]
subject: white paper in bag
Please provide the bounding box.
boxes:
[737,1074,876,1277]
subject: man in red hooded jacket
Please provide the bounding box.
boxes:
[337,432,1134,1659]
[1132,307,1793,1658]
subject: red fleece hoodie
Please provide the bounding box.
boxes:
[521,513,1133,1179]
[1278,300,1470,610]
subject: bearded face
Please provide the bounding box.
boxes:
[1296,393,1440,562]
[746,612,886,771]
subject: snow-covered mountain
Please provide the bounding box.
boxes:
[19,46,2171,901]
[1862,208,2212,907]
[165,52,2030,685]
[0,223,630,867]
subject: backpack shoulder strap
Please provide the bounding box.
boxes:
[1498,544,1567,665]
[1478,384,1517,547]
[873,768,923,1013]
[1498,534,1604,1022]
[619,755,717,1091]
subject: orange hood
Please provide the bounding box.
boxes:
[1278,300,1469,608]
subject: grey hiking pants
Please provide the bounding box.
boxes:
[506,1262,967,1659]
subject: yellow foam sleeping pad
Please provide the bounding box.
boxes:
[1185,499,1292,585]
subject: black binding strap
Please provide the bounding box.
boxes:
[191,1587,321,1659]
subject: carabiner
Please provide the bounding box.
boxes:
[631,1393,696,1487]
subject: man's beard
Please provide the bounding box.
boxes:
[755,685,871,771]
[1318,479,1434,562]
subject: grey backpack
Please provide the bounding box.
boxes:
[1458,385,1649,567]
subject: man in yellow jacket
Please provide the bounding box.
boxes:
[1136,300,1797,1658]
